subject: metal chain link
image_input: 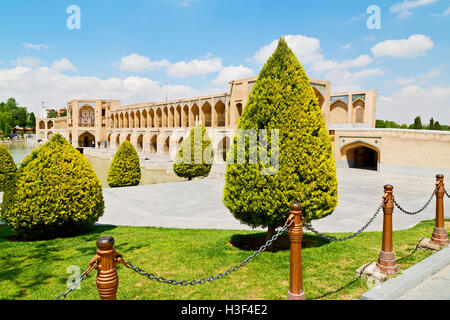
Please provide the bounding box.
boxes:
[393,187,437,216]
[56,264,96,300]
[125,224,290,286]
[445,188,450,199]
[304,202,384,242]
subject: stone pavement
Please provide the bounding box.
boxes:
[98,168,450,231]
[360,247,450,300]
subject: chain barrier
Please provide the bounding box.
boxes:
[445,188,450,199]
[124,221,292,286]
[304,202,384,242]
[56,263,97,300]
[393,187,437,216]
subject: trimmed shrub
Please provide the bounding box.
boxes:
[223,38,338,238]
[107,140,141,187]
[0,144,16,192]
[173,124,214,180]
[0,134,104,239]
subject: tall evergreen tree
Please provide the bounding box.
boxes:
[428,117,435,130]
[223,38,338,240]
[413,116,423,129]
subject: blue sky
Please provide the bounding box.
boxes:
[0,0,449,123]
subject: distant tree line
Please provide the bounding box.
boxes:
[0,98,36,136]
[376,116,449,131]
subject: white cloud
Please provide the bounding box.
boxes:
[342,43,352,49]
[391,0,438,19]
[430,6,450,17]
[167,57,223,78]
[388,69,441,86]
[378,85,450,123]
[13,57,42,68]
[24,43,49,51]
[371,34,434,58]
[52,58,78,72]
[326,68,384,92]
[252,35,323,65]
[210,65,254,87]
[0,65,210,115]
[116,53,170,73]
[311,55,372,73]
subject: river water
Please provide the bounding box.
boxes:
[2,142,184,188]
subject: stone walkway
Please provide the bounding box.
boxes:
[98,168,450,232]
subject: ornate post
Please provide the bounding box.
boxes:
[376,185,399,275]
[431,175,449,246]
[287,203,305,300]
[89,236,124,300]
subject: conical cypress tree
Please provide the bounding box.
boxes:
[107,140,141,187]
[0,144,16,192]
[173,123,214,180]
[0,134,104,239]
[223,38,338,239]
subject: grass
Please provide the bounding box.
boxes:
[0,220,448,300]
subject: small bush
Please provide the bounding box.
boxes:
[107,140,141,187]
[0,144,16,192]
[173,124,214,180]
[0,134,104,239]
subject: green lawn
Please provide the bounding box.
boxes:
[0,220,448,300]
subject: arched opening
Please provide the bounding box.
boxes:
[343,143,379,171]
[149,109,155,128]
[156,108,162,128]
[201,102,212,127]
[235,103,243,125]
[142,110,148,128]
[218,137,230,162]
[177,137,184,146]
[107,134,111,148]
[126,134,131,142]
[164,137,170,154]
[125,113,130,128]
[119,113,124,128]
[69,132,73,144]
[163,107,169,127]
[47,131,54,139]
[183,105,189,127]
[79,105,95,127]
[136,110,141,128]
[330,101,348,124]
[130,112,135,128]
[150,135,158,153]
[79,132,96,148]
[214,101,226,127]
[39,121,45,129]
[137,134,144,152]
[313,88,325,110]
[353,100,365,124]
[116,134,120,148]
[47,121,54,130]
[176,105,182,127]
[169,107,175,128]
[191,104,199,125]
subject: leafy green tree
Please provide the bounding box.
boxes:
[27,112,36,127]
[223,38,338,240]
[107,140,141,187]
[0,145,16,192]
[434,121,442,131]
[375,120,386,128]
[0,111,13,135]
[413,116,423,129]
[0,134,104,239]
[173,124,214,181]
[428,118,435,130]
[47,109,58,118]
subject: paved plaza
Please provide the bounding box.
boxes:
[98,168,449,232]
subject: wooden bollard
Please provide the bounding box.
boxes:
[376,185,399,275]
[431,175,449,246]
[287,203,305,300]
[89,236,124,300]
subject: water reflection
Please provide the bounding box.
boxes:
[3,142,184,188]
